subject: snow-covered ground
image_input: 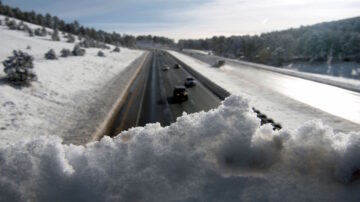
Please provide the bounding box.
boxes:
[1,15,360,201]
[183,49,360,93]
[168,50,360,133]
[285,61,360,80]
[0,15,144,147]
[1,95,360,201]
[183,48,212,55]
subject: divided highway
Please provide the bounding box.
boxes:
[109,50,221,136]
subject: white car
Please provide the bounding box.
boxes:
[162,65,170,71]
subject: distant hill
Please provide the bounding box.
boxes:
[0,0,174,48]
[178,16,360,66]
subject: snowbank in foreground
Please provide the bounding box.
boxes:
[1,95,359,202]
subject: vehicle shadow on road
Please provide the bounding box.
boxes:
[166,96,181,105]
[157,99,167,105]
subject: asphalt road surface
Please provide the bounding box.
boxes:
[109,50,221,136]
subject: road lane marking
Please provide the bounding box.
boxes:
[135,53,153,126]
[91,52,149,141]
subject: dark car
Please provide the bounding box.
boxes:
[174,64,182,69]
[173,85,188,102]
[184,76,196,87]
[213,60,225,67]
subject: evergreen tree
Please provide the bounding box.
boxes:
[60,48,71,57]
[2,50,37,86]
[44,13,53,28]
[72,45,85,56]
[66,33,75,43]
[34,28,46,36]
[28,28,34,37]
[6,19,17,30]
[0,0,3,14]
[51,29,60,41]
[271,47,285,66]
[44,49,57,60]
[97,51,105,57]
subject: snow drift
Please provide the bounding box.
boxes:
[1,95,360,202]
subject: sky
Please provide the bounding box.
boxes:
[3,0,360,40]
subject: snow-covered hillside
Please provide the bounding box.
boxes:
[0,15,145,147]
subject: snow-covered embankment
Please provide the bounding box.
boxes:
[0,15,145,146]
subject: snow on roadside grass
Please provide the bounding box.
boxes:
[0,15,144,146]
[0,95,360,202]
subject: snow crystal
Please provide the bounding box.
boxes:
[0,95,359,201]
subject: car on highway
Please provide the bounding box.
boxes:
[184,76,196,87]
[162,65,170,71]
[174,64,182,69]
[213,60,225,67]
[173,85,188,102]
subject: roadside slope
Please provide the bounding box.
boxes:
[0,15,144,147]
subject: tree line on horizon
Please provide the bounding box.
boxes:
[1,0,359,66]
[178,17,360,66]
[0,0,175,48]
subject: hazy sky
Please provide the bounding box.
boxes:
[3,0,360,39]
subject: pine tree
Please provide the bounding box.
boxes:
[34,28,45,36]
[28,28,34,37]
[6,19,17,30]
[51,29,60,41]
[66,33,75,43]
[97,51,105,57]
[2,50,37,86]
[60,48,71,57]
[72,45,85,56]
[0,0,3,14]
[44,49,57,60]
[41,26,46,35]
